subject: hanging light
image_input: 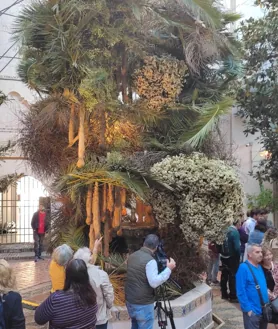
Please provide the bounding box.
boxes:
[259,150,271,159]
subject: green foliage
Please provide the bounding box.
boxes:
[236,1,278,181]
[179,97,234,148]
[14,0,243,291]
[15,0,242,160]
[247,185,278,212]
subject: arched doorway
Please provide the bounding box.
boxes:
[0,176,48,243]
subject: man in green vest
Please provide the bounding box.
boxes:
[125,234,176,329]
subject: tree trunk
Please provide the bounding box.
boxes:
[68,103,75,146]
[121,44,128,104]
[104,220,110,257]
[93,182,101,239]
[136,199,144,223]
[144,205,155,225]
[101,184,107,223]
[107,184,114,213]
[77,105,85,168]
[98,103,106,150]
[89,224,95,250]
[112,186,121,231]
[85,185,93,225]
[121,188,127,216]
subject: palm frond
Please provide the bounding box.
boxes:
[178,0,222,28]
[60,224,87,252]
[179,97,234,148]
[218,56,244,77]
[59,166,147,200]
[222,12,242,24]
[0,173,24,193]
[98,253,127,274]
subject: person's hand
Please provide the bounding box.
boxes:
[248,311,252,317]
[166,258,176,271]
[92,236,103,253]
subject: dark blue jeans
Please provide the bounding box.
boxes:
[126,301,154,329]
[243,312,267,329]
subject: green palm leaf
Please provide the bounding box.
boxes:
[179,0,222,28]
[60,224,86,252]
[222,12,242,24]
[179,97,234,148]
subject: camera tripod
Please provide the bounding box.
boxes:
[155,283,176,329]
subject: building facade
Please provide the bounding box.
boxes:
[0,0,48,243]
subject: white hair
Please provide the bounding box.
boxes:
[73,247,91,264]
[247,243,261,256]
[52,244,73,266]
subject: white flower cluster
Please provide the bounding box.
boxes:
[150,190,177,227]
[150,153,244,243]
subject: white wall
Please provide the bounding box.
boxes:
[0,0,37,178]
[220,109,273,216]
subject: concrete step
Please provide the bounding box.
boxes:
[0,243,34,253]
[0,251,50,260]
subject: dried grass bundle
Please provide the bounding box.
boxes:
[109,273,126,306]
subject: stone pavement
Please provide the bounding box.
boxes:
[212,285,277,329]
[9,259,51,329]
[6,258,278,329]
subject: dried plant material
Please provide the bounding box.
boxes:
[68,103,75,146]
[112,187,122,231]
[93,182,101,239]
[89,224,95,250]
[104,220,110,257]
[134,56,187,111]
[77,106,85,168]
[107,184,114,213]
[136,198,145,223]
[85,185,93,225]
[109,273,126,306]
[120,188,126,206]
[101,184,107,223]
[150,153,244,243]
[144,205,155,225]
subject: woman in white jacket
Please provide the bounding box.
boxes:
[73,247,114,329]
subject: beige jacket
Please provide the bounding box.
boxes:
[87,264,114,325]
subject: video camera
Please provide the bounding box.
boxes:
[154,240,178,329]
[155,240,168,273]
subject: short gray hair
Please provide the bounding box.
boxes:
[52,244,73,266]
[144,234,159,250]
[73,247,91,264]
[247,243,261,255]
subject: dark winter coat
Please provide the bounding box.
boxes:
[238,226,248,253]
[2,291,25,329]
[31,211,50,232]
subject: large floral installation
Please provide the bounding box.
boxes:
[151,153,244,243]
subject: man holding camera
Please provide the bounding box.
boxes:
[125,234,176,329]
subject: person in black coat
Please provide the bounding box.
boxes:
[31,204,50,262]
[0,259,25,329]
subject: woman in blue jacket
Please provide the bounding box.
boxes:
[248,221,267,245]
[0,259,25,329]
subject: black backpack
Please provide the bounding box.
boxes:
[217,234,230,257]
[0,294,6,329]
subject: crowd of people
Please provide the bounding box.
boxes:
[0,237,114,329]
[0,234,176,329]
[207,208,278,329]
